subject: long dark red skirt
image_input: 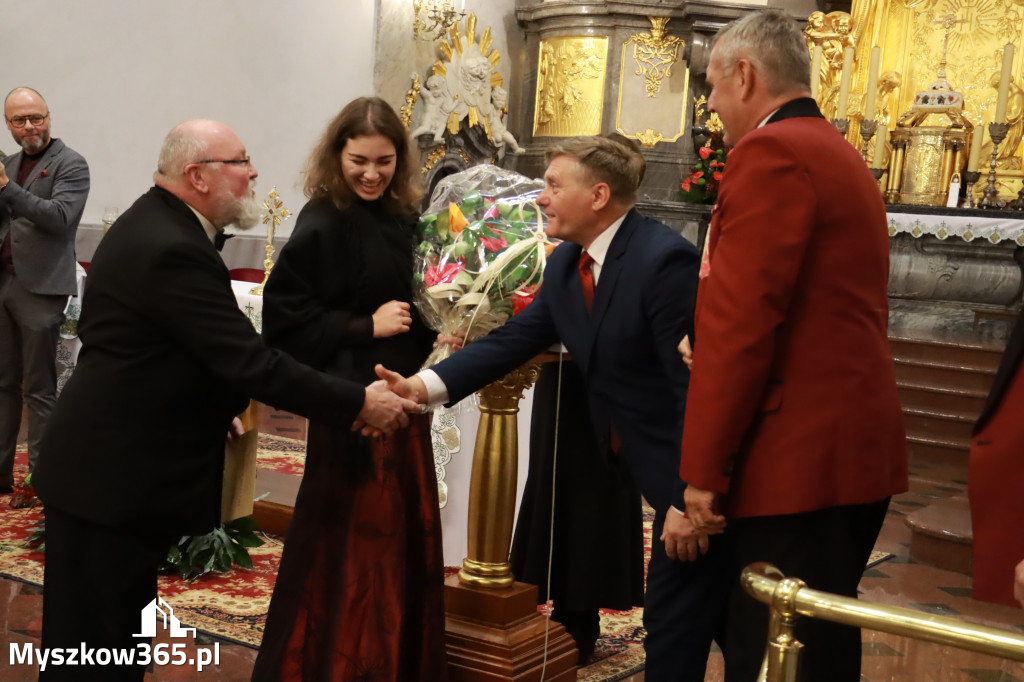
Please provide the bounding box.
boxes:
[252,414,447,681]
[970,364,1024,607]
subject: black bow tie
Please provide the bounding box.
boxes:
[214,231,233,252]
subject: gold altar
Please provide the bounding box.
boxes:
[810,0,1024,204]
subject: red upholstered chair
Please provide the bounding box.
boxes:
[229,268,265,283]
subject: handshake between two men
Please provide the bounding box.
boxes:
[353,376,425,438]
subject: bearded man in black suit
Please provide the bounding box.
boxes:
[33,119,416,681]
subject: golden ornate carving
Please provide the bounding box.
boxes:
[400,74,421,130]
[421,146,446,175]
[848,0,1024,183]
[624,17,684,98]
[420,15,507,143]
[693,95,723,135]
[635,128,665,148]
[458,363,541,588]
[804,11,855,121]
[901,128,948,201]
[534,36,608,137]
[413,0,466,42]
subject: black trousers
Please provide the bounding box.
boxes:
[722,499,890,682]
[40,505,173,682]
[642,509,732,682]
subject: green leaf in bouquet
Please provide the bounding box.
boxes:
[436,212,450,240]
[495,201,515,218]
[419,214,438,229]
[453,270,475,287]
[489,298,514,317]
[449,241,473,258]
[459,192,485,215]
[413,272,425,285]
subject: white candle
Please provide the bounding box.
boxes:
[810,45,823,100]
[837,46,854,119]
[460,0,465,10]
[873,126,888,168]
[968,125,984,172]
[863,46,881,122]
[995,43,1015,123]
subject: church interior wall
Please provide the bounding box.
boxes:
[1,0,377,241]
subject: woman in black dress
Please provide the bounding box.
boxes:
[252,97,446,681]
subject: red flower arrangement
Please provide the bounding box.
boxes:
[679,144,727,204]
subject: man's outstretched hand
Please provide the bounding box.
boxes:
[375,363,429,404]
[352,379,420,437]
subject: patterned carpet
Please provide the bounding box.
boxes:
[0,436,653,680]
[0,437,305,647]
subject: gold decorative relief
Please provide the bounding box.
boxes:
[693,95,723,135]
[849,0,1024,177]
[901,128,946,203]
[615,26,688,147]
[534,36,608,137]
[624,17,684,98]
[634,129,665,148]
[805,11,856,121]
[421,146,446,175]
[400,74,421,129]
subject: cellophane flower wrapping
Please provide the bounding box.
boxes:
[414,164,557,368]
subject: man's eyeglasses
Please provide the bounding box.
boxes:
[193,157,253,169]
[6,113,49,129]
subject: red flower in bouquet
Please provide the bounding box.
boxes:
[424,262,465,287]
[480,234,509,252]
[512,285,538,315]
[680,144,728,205]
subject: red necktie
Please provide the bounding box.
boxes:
[579,250,595,313]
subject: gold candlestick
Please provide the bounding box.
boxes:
[979,122,1009,210]
[962,171,981,209]
[859,120,879,160]
[249,187,291,296]
[869,167,885,186]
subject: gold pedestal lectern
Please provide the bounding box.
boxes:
[445,362,578,681]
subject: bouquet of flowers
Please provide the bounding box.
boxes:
[679,144,728,204]
[414,165,557,367]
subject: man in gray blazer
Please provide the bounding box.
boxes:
[0,87,89,494]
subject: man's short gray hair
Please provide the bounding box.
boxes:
[155,126,208,177]
[714,10,811,96]
[544,134,645,203]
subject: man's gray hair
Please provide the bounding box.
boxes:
[714,10,811,96]
[155,126,208,177]
[544,134,645,203]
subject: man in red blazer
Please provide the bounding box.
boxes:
[678,11,907,682]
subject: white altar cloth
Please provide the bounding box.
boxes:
[888,210,1024,245]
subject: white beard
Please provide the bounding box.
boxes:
[233,191,262,231]
[216,184,262,231]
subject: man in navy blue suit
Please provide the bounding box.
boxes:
[378,134,730,681]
